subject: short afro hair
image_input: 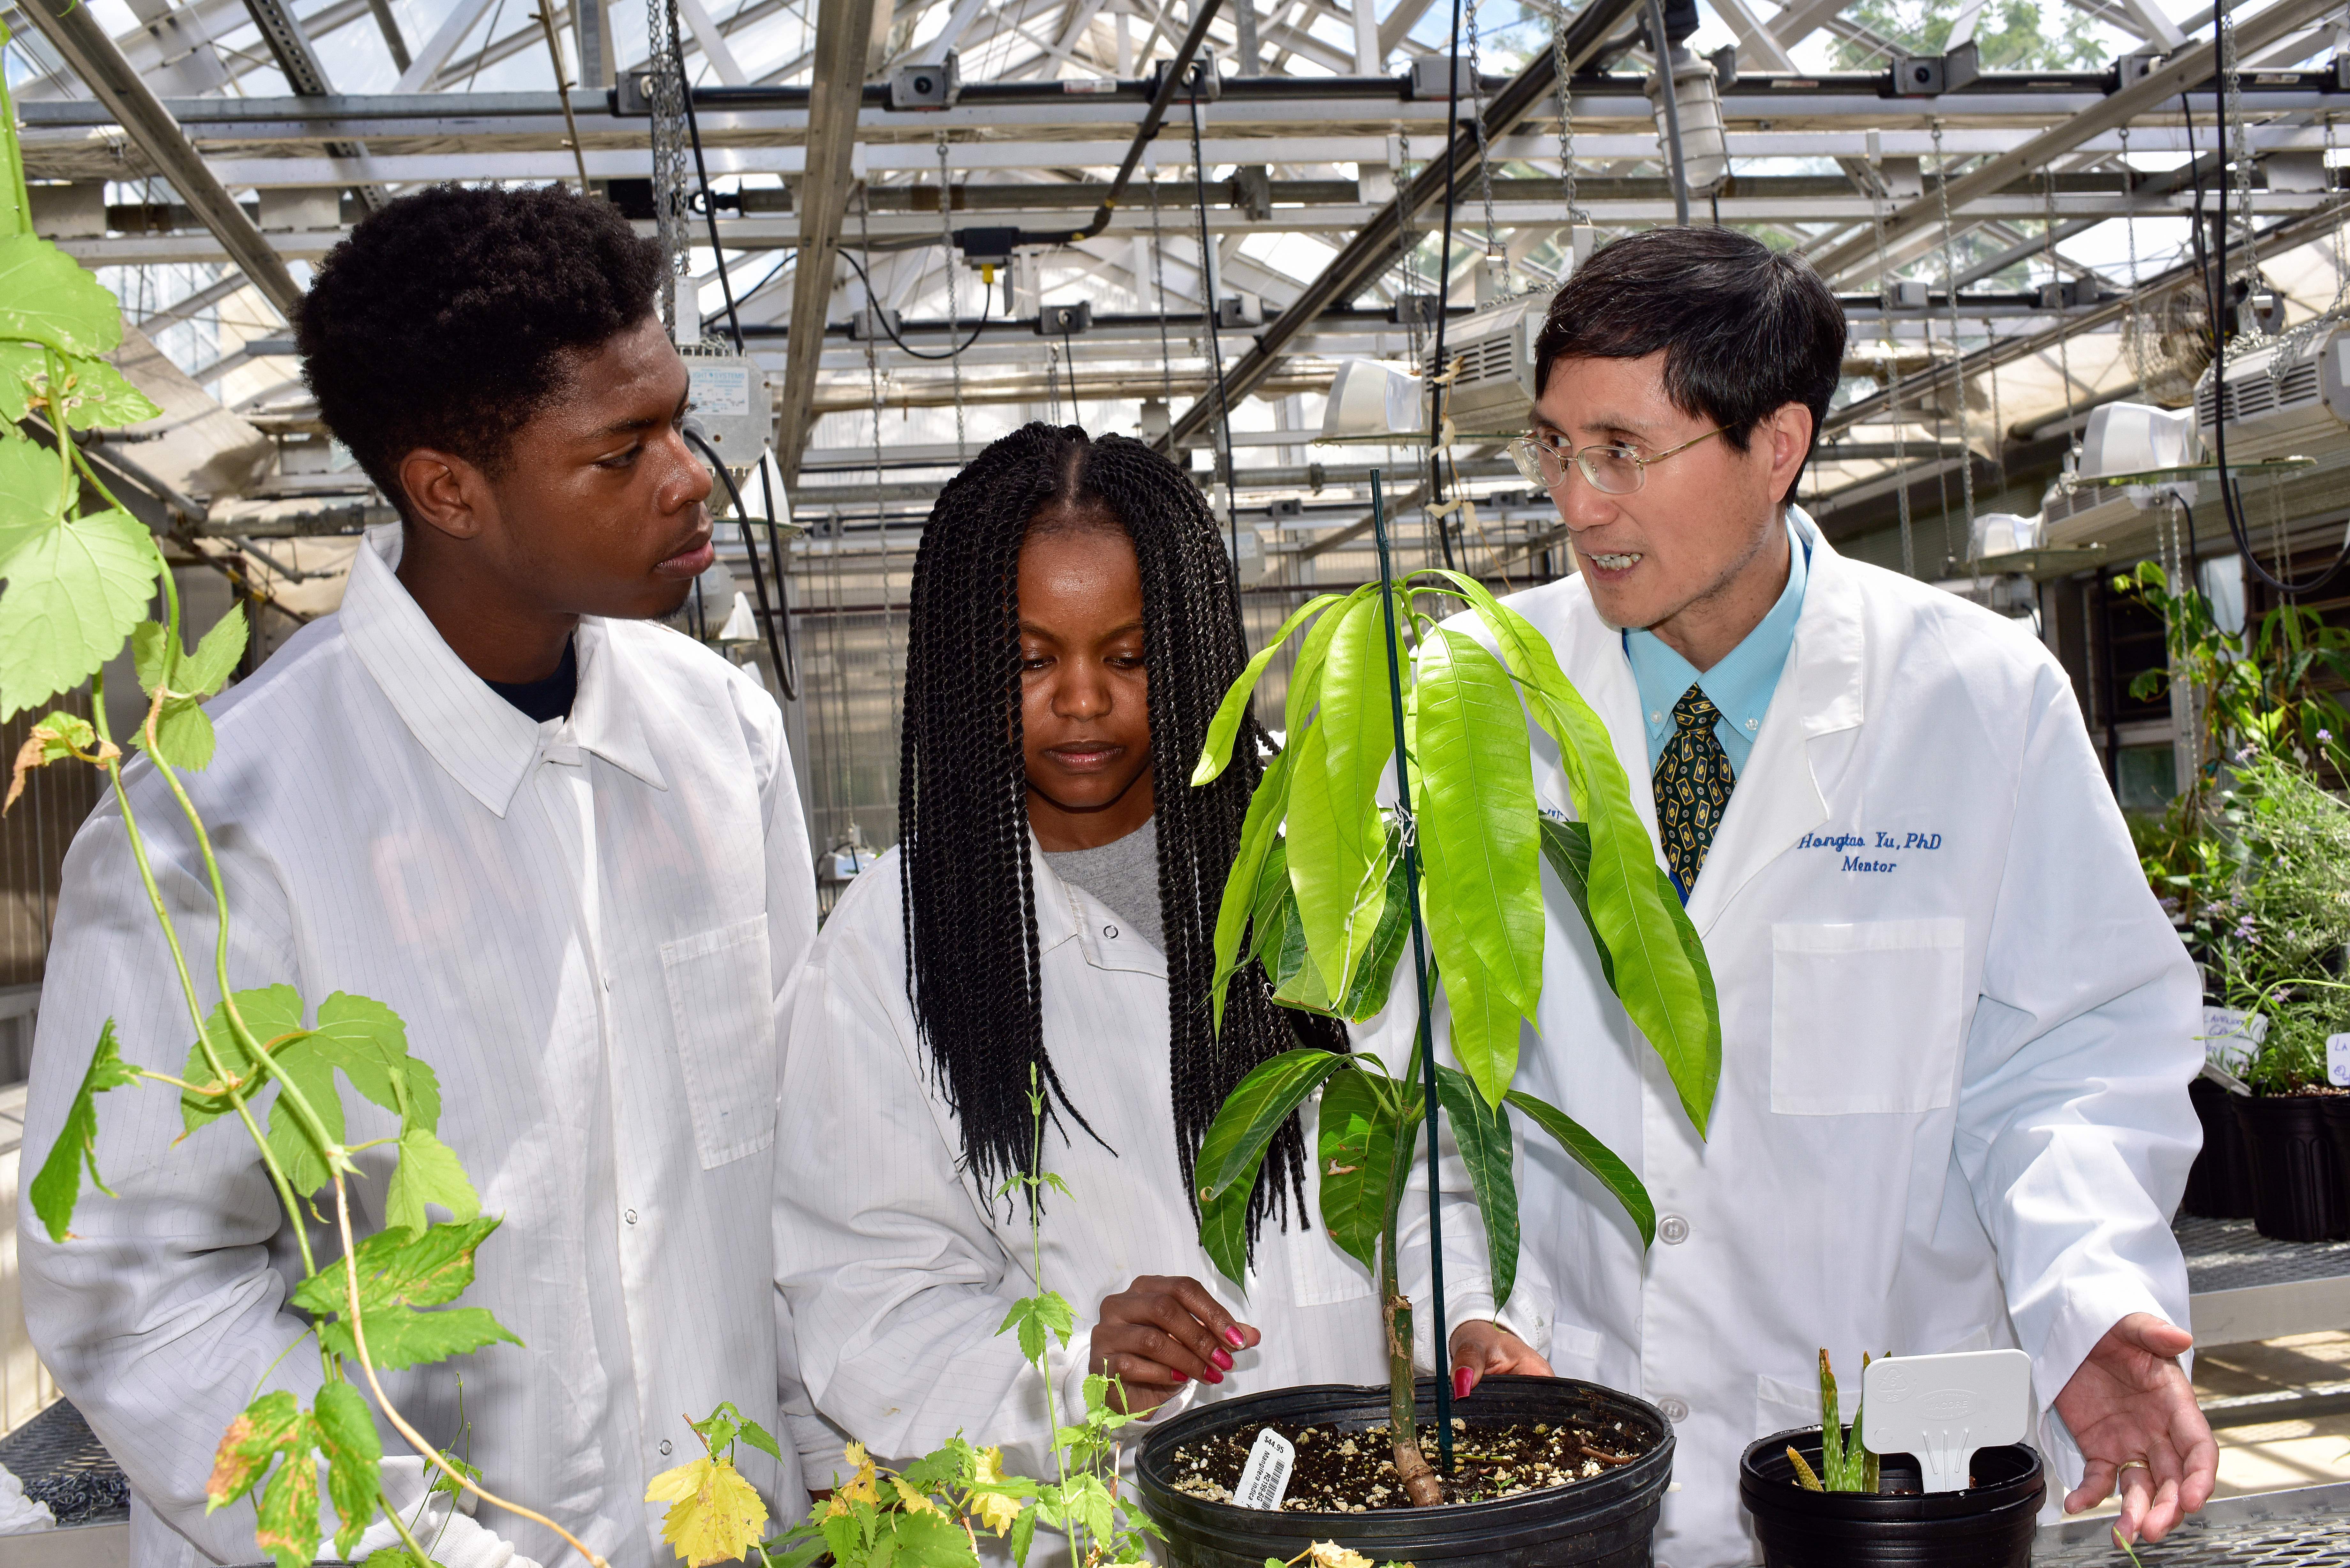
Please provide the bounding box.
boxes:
[1533,227,1846,503]
[297,184,667,513]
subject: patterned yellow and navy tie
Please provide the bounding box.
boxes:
[1654,684,1734,894]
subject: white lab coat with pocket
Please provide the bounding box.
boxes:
[774,840,1490,1515]
[1451,512,2202,1568]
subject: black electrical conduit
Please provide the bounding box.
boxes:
[2202,0,2350,597]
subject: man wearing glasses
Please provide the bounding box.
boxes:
[1451,227,2209,1566]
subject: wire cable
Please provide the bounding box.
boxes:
[671,1,743,352]
[684,420,797,702]
[840,249,996,358]
[1186,69,1243,563]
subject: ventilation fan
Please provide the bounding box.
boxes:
[2122,290,2211,408]
[1425,295,1546,439]
[2192,321,2350,462]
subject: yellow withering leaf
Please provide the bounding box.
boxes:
[968,1446,1021,1539]
[844,1440,869,1470]
[647,1456,769,1566]
[1306,1543,1375,1568]
[837,1457,880,1507]
[896,1486,939,1516]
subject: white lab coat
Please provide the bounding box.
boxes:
[775,840,1485,1505]
[1446,513,2201,1568]
[19,529,820,1568]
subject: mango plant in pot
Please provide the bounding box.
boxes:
[1131,502,1720,1568]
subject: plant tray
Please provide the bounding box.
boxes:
[0,1400,129,1527]
[2032,1479,2350,1563]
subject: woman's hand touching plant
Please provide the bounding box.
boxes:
[1089,1276,1259,1412]
[1447,1322,1552,1400]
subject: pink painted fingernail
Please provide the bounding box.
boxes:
[1171,1371,1188,1384]
[1224,1326,1246,1347]
[1204,1367,1224,1384]
[1454,1367,1475,1400]
[1211,1348,1234,1370]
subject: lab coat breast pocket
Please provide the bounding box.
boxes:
[1770,918,1966,1116]
[662,913,777,1169]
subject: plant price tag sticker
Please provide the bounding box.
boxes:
[1235,1428,1295,1511]
[2329,1034,2350,1088]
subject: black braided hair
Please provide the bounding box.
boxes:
[900,422,1347,1248]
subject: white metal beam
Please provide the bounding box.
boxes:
[394,0,501,91]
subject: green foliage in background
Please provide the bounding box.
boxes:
[1833,0,2110,71]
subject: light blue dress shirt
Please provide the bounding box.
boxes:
[1624,514,1811,777]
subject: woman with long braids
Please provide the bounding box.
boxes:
[774,425,1541,1493]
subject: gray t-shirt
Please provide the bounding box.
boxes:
[1043,817,1163,953]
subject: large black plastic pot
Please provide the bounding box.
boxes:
[1739,1429,2043,1567]
[1135,1376,1672,1568]
[2320,1097,2350,1217]
[2232,1092,2349,1241]
[2182,1075,2257,1218]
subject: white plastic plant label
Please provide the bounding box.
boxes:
[1234,1428,1295,1511]
[1861,1349,2031,1495]
[2200,1007,2266,1076]
[2329,1034,2350,1088]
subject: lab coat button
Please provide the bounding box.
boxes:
[1658,1215,1689,1244]
[1659,1397,1689,1424]
[625,1209,639,1225]
[660,1440,673,1456]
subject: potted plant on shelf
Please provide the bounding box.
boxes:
[1130,493,1720,1566]
[1738,1353,2043,1568]
[2115,562,2350,1238]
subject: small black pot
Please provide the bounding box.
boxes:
[2182,1075,2258,1218]
[1739,1429,2043,1567]
[1135,1377,1672,1568]
[2232,1092,2350,1241]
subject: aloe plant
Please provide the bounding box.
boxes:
[1186,496,1720,1505]
[1787,1351,1878,1494]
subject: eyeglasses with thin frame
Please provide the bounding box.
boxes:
[1507,426,1724,495]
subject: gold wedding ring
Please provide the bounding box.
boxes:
[2117,1459,2150,1475]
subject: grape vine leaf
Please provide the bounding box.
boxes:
[28,354,161,431]
[5,708,115,813]
[204,1389,320,1568]
[312,1381,386,1558]
[0,507,161,720]
[129,610,247,770]
[28,1019,140,1242]
[0,428,72,570]
[647,1456,769,1568]
[384,1127,481,1233]
[995,1290,1075,1363]
[0,236,123,358]
[291,1218,521,1371]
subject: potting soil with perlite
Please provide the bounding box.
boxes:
[1168,1416,1662,1512]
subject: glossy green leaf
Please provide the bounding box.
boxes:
[1435,581,1716,1137]
[1503,1088,1654,1248]
[1209,744,1293,1032]
[30,354,160,431]
[179,984,307,1136]
[1538,817,1616,991]
[384,1127,481,1233]
[1337,843,1412,1022]
[130,609,248,771]
[313,1381,385,1558]
[1198,1175,1251,1288]
[0,343,40,421]
[0,428,72,569]
[1191,1047,1346,1204]
[1281,581,1366,742]
[309,991,432,1127]
[296,1219,521,1372]
[1315,1066,1404,1271]
[1412,628,1542,1104]
[28,1019,141,1241]
[1434,1064,1519,1307]
[1192,592,1344,785]
[1305,592,1400,991]
[0,507,158,720]
[0,236,122,357]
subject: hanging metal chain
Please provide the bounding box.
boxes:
[1873,152,1913,579]
[2222,0,2262,312]
[1932,120,1975,539]
[1551,4,1582,227]
[937,134,966,461]
[646,0,692,332]
[2121,123,2150,389]
[856,188,901,752]
[1985,323,2006,493]
[1464,0,1506,293]
[2043,164,2079,456]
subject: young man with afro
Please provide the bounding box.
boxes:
[19,185,820,1568]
